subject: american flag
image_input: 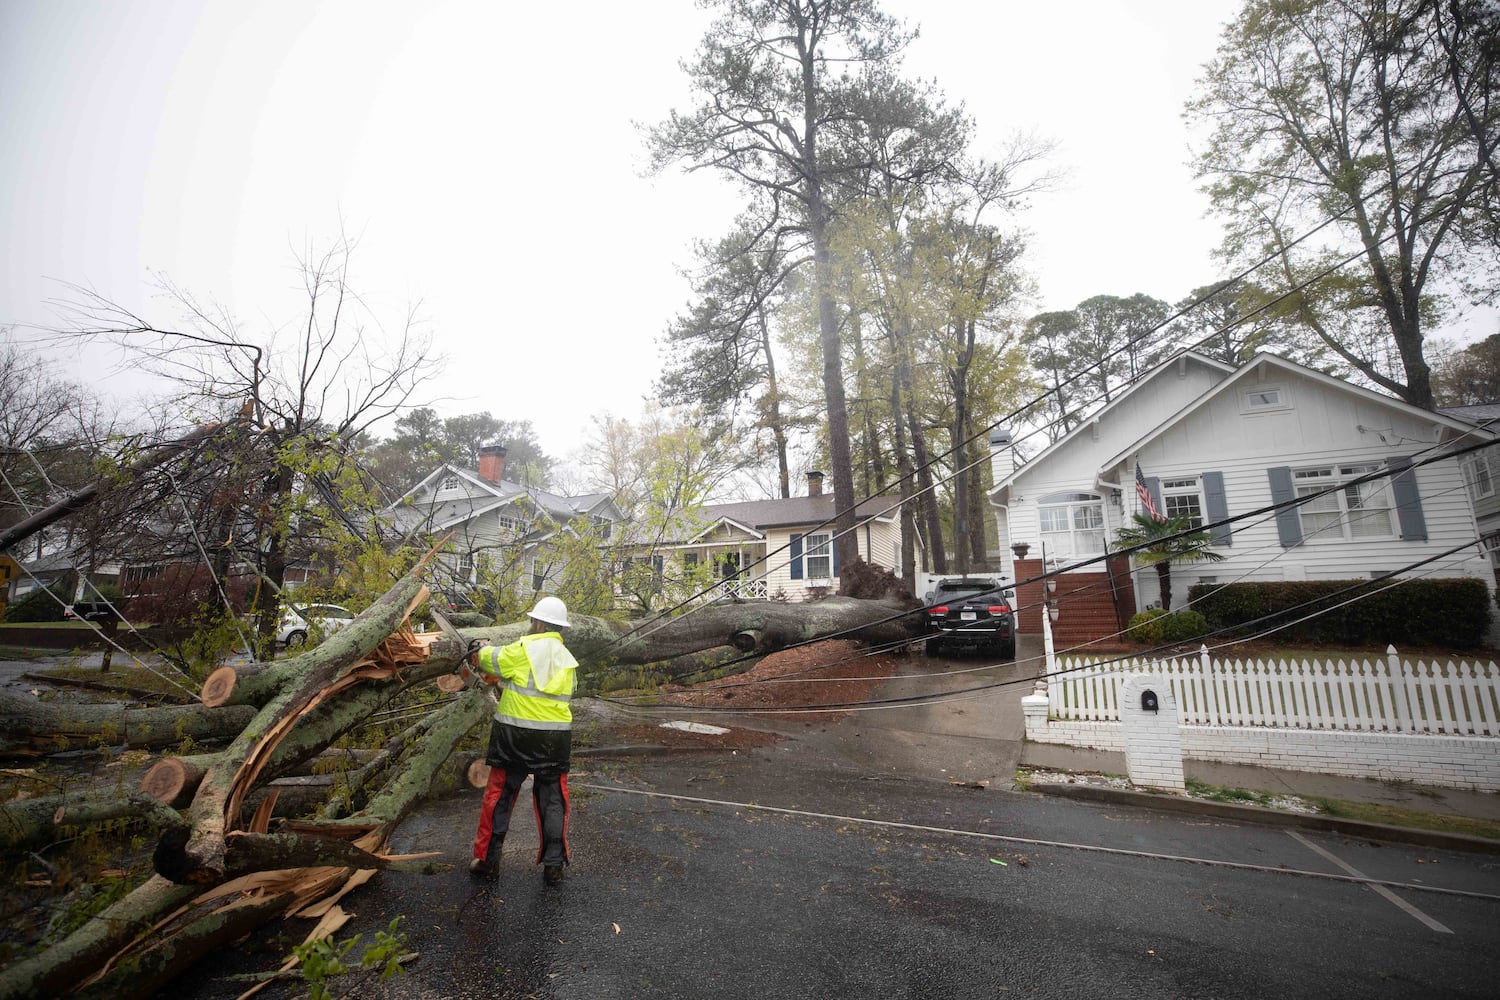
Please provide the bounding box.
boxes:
[1135,463,1166,522]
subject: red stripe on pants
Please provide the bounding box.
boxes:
[473,766,517,860]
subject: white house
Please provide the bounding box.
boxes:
[990,352,1497,644]
[1437,403,1500,578]
[385,445,626,599]
[637,471,915,603]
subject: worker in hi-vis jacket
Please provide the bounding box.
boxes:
[462,595,578,885]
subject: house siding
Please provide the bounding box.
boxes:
[996,358,1227,580]
[1132,368,1491,607]
[994,356,1495,642]
[758,521,899,601]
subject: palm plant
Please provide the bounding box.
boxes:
[1114,514,1225,610]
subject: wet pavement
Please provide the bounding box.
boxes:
[165,641,1500,1000]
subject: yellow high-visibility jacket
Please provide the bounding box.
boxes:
[474,632,578,730]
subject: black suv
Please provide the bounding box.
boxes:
[924,578,1015,659]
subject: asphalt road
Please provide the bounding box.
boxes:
[123,639,1496,999]
[175,735,1500,1000]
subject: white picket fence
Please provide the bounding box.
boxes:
[1051,646,1500,737]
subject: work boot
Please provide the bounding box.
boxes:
[543,864,564,886]
[469,857,498,878]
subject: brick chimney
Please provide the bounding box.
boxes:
[807,470,824,496]
[478,445,507,484]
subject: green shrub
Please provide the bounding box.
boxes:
[1159,609,1208,642]
[1126,608,1168,642]
[1187,577,1491,647]
[3,584,70,623]
[89,583,125,603]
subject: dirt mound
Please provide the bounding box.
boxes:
[601,639,903,750]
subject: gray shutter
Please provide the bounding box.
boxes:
[1201,471,1231,547]
[790,534,803,580]
[1388,456,1428,541]
[1145,477,1164,518]
[1267,466,1302,546]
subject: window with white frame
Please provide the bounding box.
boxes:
[804,531,832,580]
[498,513,523,533]
[1461,452,1494,502]
[1037,492,1106,559]
[1160,477,1203,527]
[1293,465,1393,540]
[1242,385,1290,413]
[1481,533,1500,568]
[441,475,460,491]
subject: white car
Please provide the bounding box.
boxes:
[277,603,355,647]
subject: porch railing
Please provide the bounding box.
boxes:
[715,578,768,600]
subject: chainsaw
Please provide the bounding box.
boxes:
[427,601,494,699]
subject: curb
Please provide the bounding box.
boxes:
[1032,781,1500,855]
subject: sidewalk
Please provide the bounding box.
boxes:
[1022,741,1500,823]
[603,631,1500,854]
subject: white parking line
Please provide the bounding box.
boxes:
[1287,831,1452,934]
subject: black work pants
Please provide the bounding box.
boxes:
[473,721,570,867]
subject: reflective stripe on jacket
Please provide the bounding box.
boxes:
[475,632,577,730]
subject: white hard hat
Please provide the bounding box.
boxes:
[528,595,570,628]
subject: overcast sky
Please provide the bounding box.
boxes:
[5,0,1429,464]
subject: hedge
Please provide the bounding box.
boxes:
[1186,578,1491,648]
[2,584,71,623]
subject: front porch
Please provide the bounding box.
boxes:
[682,539,770,602]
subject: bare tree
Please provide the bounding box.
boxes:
[52,239,442,647]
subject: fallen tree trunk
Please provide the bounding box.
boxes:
[0,875,198,1000]
[0,421,237,555]
[0,579,921,997]
[0,691,256,756]
[162,558,439,885]
[73,887,301,1000]
[654,644,763,683]
[3,597,916,753]
[0,790,188,852]
[139,748,378,809]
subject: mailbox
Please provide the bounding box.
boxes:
[1140,689,1159,714]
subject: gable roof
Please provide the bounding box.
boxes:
[1097,352,1496,473]
[620,492,902,548]
[384,463,622,540]
[702,493,898,532]
[685,516,765,544]
[991,350,1235,495]
[1440,403,1500,427]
